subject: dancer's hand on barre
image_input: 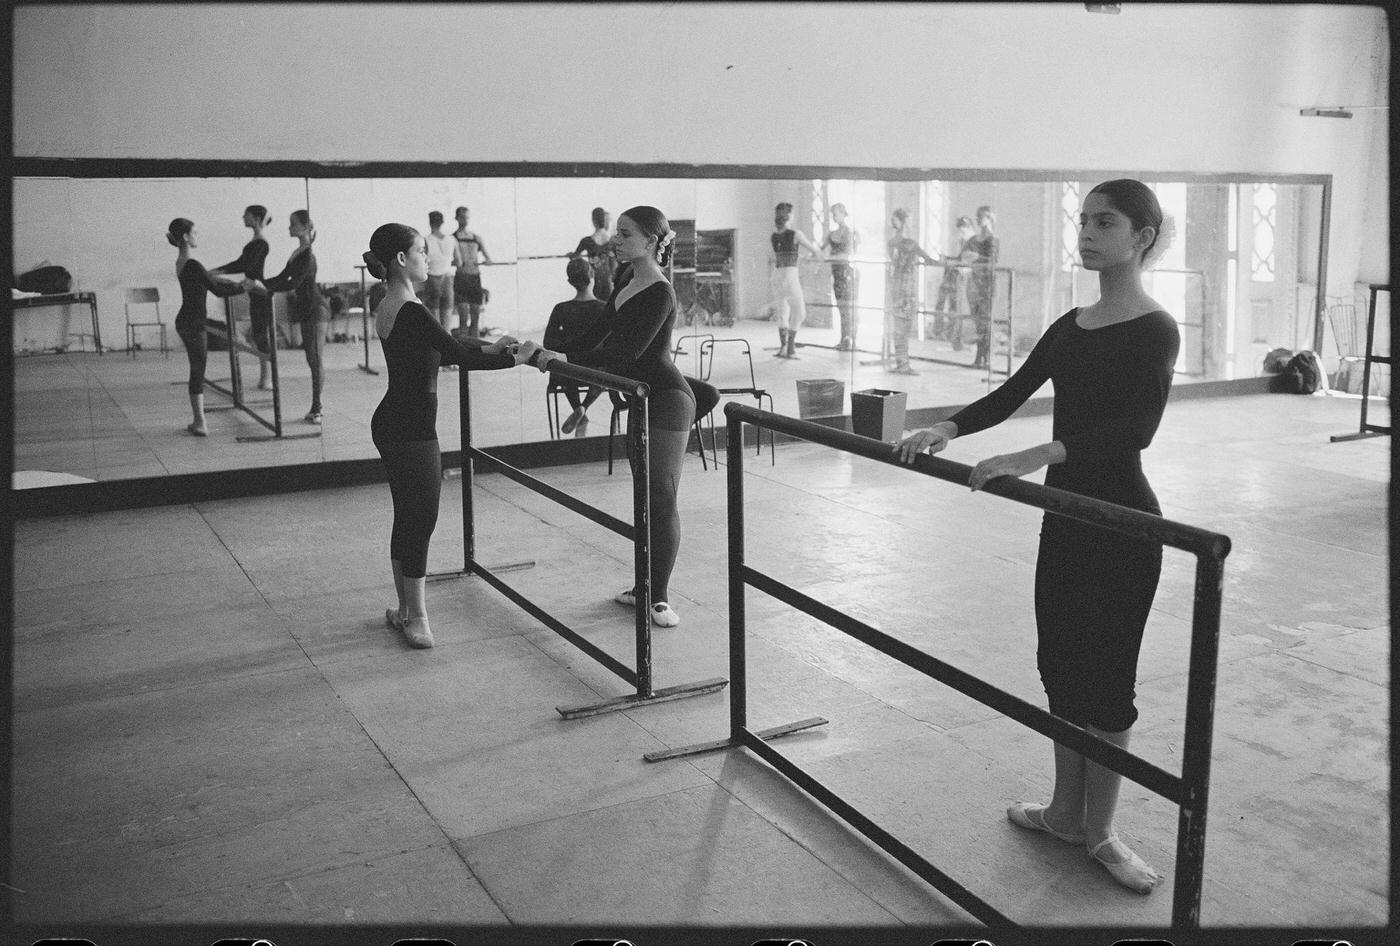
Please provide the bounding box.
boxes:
[514,340,562,370]
[966,443,1061,491]
[895,421,957,465]
[481,334,518,356]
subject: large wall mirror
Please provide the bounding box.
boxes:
[12,169,1329,487]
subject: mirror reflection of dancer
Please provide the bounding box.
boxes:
[246,210,329,425]
[821,202,860,351]
[521,206,694,628]
[931,214,977,348]
[967,206,1000,369]
[452,206,493,338]
[546,258,607,437]
[364,223,528,649]
[166,218,247,436]
[769,202,824,359]
[210,204,274,390]
[897,179,1179,895]
[571,206,618,301]
[886,208,938,375]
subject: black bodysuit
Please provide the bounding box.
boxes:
[372,301,514,445]
[216,238,272,352]
[947,308,1180,731]
[372,301,514,579]
[174,258,245,395]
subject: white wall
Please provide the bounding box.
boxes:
[12,2,1390,298]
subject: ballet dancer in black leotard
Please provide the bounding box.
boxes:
[365,223,530,649]
[211,204,274,390]
[522,205,695,628]
[897,179,1179,895]
[247,210,329,424]
[166,218,247,436]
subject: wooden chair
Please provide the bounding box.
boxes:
[124,287,168,357]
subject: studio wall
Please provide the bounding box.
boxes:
[11,3,1390,298]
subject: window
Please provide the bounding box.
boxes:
[1251,182,1277,282]
[1060,181,1080,272]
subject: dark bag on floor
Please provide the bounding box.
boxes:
[17,264,73,294]
[1270,349,1324,394]
[1284,350,1324,394]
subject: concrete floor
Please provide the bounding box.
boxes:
[6,388,1391,943]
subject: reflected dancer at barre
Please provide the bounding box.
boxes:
[210,204,274,391]
[365,223,529,650]
[246,210,329,425]
[167,217,247,437]
[521,205,695,629]
[821,202,860,351]
[897,179,1179,895]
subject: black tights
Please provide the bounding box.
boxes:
[377,439,442,579]
[177,325,207,396]
[301,319,324,412]
[629,387,695,603]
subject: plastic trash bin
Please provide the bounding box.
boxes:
[795,378,846,419]
[851,388,908,443]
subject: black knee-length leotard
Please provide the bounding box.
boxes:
[372,301,514,577]
[946,308,1180,731]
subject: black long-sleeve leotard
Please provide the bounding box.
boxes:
[215,238,270,283]
[947,308,1179,508]
[557,267,688,399]
[261,246,325,322]
[175,259,244,333]
[372,301,514,445]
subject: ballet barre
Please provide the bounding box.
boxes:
[651,402,1230,929]
[197,298,319,441]
[354,264,379,376]
[441,359,728,718]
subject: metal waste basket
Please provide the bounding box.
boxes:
[851,388,908,443]
[795,378,846,419]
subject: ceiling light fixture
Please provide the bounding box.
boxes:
[1084,3,1121,12]
[1299,105,1386,119]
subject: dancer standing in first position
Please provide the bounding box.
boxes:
[522,206,695,628]
[897,179,1179,894]
[365,223,529,649]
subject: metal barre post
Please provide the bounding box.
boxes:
[728,410,747,740]
[632,390,653,699]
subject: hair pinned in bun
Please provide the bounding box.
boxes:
[366,223,420,280]
[619,205,673,267]
[167,217,193,247]
[362,250,387,281]
[1142,211,1176,269]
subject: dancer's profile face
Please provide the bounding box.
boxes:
[612,215,655,262]
[403,234,430,282]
